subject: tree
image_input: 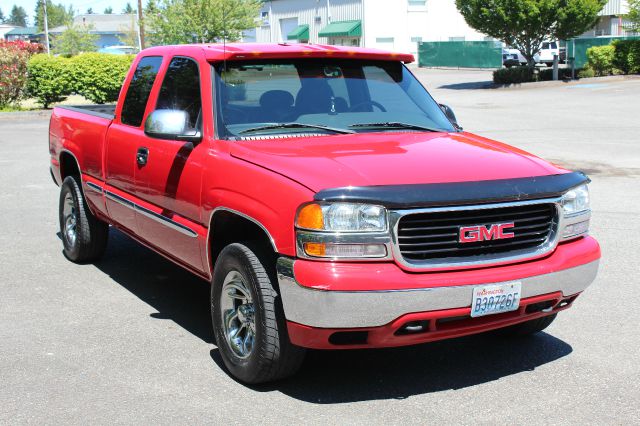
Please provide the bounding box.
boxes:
[123,2,135,13]
[147,0,260,45]
[626,0,640,33]
[35,1,74,31]
[52,23,99,56]
[0,8,5,23]
[7,5,28,26]
[456,0,607,67]
[104,6,113,14]
[86,7,94,14]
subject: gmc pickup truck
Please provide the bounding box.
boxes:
[49,43,600,384]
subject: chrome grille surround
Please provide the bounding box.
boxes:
[389,197,576,271]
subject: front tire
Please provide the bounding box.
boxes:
[211,243,305,384]
[59,176,109,262]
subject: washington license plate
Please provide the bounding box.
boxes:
[471,282,521,318]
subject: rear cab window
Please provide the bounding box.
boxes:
[121,56,163,127]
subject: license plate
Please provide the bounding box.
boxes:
[471,282,521,318]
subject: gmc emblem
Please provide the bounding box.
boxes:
[459,222,515,243]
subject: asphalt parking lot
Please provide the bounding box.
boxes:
[1,70,639,424]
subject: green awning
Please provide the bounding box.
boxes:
[287,24,309,41]
[318,20,362,38]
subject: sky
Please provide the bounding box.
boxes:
[0,0,136,25]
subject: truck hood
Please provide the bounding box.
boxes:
[230,132,566,192]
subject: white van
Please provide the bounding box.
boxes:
[538,41,560,67]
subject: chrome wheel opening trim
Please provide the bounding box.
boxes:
[205,207,279,278]
[104,190,198,238]
[62,192,77,247]
[220,270,256,359]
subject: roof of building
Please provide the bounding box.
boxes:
[48,13,137,34]
[141,43,414,63]
[6,27,38,36]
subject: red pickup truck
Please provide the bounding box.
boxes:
[49,43,600,384]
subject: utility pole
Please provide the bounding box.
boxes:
[43,0,51,55]
[137,0,145,50]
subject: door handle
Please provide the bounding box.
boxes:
[136,147,149,166]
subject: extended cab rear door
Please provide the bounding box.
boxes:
[104,55,163,232]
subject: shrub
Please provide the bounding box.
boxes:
[612,39,640,74]
[586,45,615,76]
[69,53,134,104]
[493,66,536,84]
[0,41,42,107]
[577,67,596,78]
[538,67,577,81]
[26,54,73,108]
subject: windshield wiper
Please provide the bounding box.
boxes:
[239,123,354,135]
[349,122,443,132]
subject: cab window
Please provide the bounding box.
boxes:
[156,57,202,129]
[121,56,163,127]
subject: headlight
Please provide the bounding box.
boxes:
[296,203,387,232]
[560,184,591,240]
[295,202,391,260]
[561,184,589,215]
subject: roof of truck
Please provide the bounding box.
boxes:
[141,43,415,63]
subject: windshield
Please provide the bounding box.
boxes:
[213,59,455,139]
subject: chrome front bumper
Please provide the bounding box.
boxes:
[276,258,599,328]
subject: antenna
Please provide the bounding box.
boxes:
[222,3,227,76]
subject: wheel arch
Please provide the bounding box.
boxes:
[59,150,81,181]
[207,208,279,278]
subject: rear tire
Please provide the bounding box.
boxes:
[59,176,109,262]
[495,314,557,337]
[211,243,305,384]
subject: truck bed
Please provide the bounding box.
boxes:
[56,104,116,120]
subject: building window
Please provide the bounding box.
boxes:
[261,11,269,26]
[411,36,423,43]
[408,0,427,11]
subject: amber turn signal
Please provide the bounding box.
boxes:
[303,242,326,257]
[296,203,324,230]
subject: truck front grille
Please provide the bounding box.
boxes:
[396,203,557,263]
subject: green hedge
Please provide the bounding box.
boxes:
[538,68,576,81]
[611,39,640,74]
[493,67,536,84]
[69,53,134,104]
[26,53,134,108]
[26,54,73,108]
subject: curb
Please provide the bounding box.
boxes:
[494,74,640,90]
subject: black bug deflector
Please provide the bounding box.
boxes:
[313,172,590,208]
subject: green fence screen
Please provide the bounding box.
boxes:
[418,41,502,68]
[567,36,640,68]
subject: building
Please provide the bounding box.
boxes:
[5,27,40,43]
[48,13,139,50]
[582,0,635,37]
[245,0,487,56]
[0,24,18,40]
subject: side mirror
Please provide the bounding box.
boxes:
[439,104,462,130]
[144,109,202,142]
